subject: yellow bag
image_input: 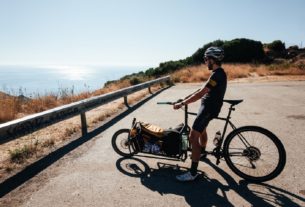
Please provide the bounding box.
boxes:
[139,122,164,138]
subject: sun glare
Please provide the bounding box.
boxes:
[46,65,94,81]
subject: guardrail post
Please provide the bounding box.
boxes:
[148,86,153,94]
[124,96,130,107]
[80,112,87,135]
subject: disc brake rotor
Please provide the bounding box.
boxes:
[243,146,261,161]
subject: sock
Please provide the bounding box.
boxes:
[190,161,198,176]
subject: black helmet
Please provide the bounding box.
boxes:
[204,47,224,61]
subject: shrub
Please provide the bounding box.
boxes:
[266,40,287,58]
[267,40,286,52]
[129,77,141,85]
[144,68,155,76]
[9,145,37,164]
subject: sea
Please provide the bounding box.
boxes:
[0,65,146,97]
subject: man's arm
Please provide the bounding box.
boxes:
[173,72,220,110]
[173,86,210,109]
[182,86,210,105]
[183,88,201,100]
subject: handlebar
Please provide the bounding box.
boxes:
[157,99,242,118]
[157,101,197,116]
[157,99,183,105]
[157,102,175,105]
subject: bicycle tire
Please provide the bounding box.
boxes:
[223,126,286,182]
[112,129,136,157]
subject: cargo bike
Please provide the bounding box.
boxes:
[112,99,286,182]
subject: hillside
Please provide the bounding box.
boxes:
[107,38,305,85]
[1,38,305,124]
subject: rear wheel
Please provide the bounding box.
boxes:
[112,129,136,157]
[223,126,286,182]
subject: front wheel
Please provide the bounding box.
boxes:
[223,126,286,182]
[112,129,136,157]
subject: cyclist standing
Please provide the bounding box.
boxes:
[173,46,227,181]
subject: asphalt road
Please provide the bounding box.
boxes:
[2,81,305,207]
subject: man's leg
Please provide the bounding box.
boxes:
[176,108,211,181]
[198,128,208,160]
[188,129,202,177]
[176,129,201,181]
[189,129,202,162]
[199,128,208,150]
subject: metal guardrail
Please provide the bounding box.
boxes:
[0,76,170,144]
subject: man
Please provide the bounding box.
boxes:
[173,46,227,181]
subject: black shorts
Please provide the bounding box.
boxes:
[192,105,214,133]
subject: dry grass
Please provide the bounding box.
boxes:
[0,93,21,123]
[64,126,80,137]
[41,138,55,148]
[0,77,152,124]
[172,63,256,82]
[172,65,210,83]
[225,64,253,79]
[171,62,305,83]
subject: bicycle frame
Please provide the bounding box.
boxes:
[184,104,237,139]
[184,103,250,165]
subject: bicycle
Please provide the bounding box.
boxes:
[112,99,286,182]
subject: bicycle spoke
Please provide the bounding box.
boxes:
[226,129,282,179]
[113,130,134,156]
[229,161,253,169]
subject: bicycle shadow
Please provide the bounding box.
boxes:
[116,157,305,207]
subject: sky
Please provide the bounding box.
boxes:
[0,0,304,68]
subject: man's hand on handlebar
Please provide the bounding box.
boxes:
[173,99,184,110]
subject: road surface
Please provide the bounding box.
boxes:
[1,81,305,207]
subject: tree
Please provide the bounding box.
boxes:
[223,38,265,62]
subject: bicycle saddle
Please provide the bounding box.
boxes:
[223,99,243,106]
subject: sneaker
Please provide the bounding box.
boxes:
[176,171,199,182]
